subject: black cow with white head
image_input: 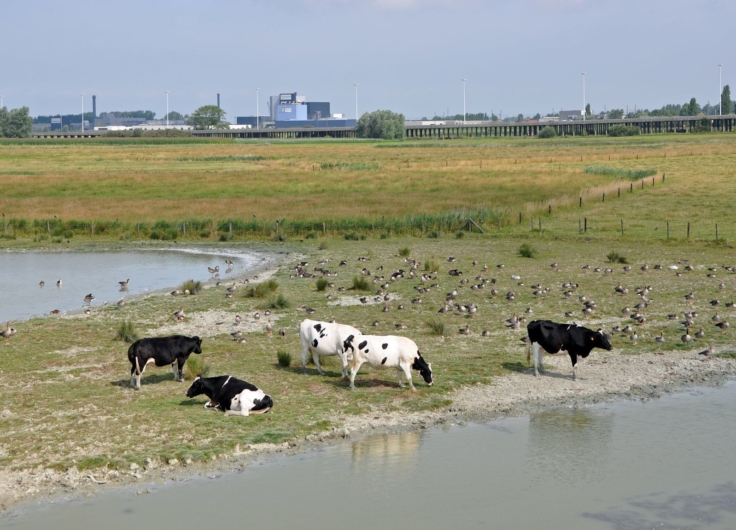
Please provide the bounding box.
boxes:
[526,320,612,380]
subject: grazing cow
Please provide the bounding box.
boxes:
[186,375,273,417]
[299,319,362,377]
[526,320,612,380]
[128,335,202,390]
[342,334,433,391]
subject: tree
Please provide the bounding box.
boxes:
[537,126,557,139]
[187,105,228,129]
[681,98,700,116]
[1,107,32,138]
[355,110,405,139]
[165,111,185,121]
[608,109,624,119]
[532,113,541,120]
[722,85,732,115]
[585,103,591,116]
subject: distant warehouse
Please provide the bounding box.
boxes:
[237,92,355,129]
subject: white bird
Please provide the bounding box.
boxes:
[56,278,62,287]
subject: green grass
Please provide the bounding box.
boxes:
[518,243,536,258]
[181,279,203,294]
[115,320,139,343]
[261,294,290,310]
[184,355,210,380]
[351,275,371,291]
[584,165,658,180]
[277,350,292,368]
[425,318,446,336]
[399,246,411,257]
[316,278,329,291]
[606,251,628,264]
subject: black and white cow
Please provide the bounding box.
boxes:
[128,335,202,390]
[299,319,362,377]
[186,375,273,417]
[342,334,433,391]
[526,320,612,380]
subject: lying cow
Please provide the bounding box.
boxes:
[299,319,362,377]
[128,335,202,390]
[343,334,433,391]
[526,320,612,380]
[186,375,273,417]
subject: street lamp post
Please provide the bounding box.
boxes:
[353,83,359,121]
[462,78,466,124]
[165,91,170,128]
[256,88,260,130]
[80,93,85,132]
[719,63,723,115]
[581,72,586,121]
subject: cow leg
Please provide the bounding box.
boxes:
[401,363,414,391]
[570,353,578,380]
[397,368,404,388]
[313,352,325,376]
[301,346,311,375]
[171,363,179,381]
[176,358,187,381]
[225,396,249,417]
[532,342,544,376]
[349,360,364,391]
[337,349,349,379]
[131,357,144,390]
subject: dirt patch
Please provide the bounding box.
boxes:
[148,310,281,339]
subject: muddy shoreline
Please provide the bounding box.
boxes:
[3,348,734,515]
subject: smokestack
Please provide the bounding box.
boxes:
[217,93,220,108]
[92,95,97,127]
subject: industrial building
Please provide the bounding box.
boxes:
[238,92,353,129]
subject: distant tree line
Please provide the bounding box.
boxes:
[0,106,33,137]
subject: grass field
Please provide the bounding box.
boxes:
[0,133,735,478]
[0,134,735,241]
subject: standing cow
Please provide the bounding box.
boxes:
[186,375,273,417]
[342,334,433,391]
[526,320,612,380]
[299,319,362,377]
[128,335,202,390]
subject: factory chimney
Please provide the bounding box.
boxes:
[217,93,220,108]
[92,95,97,127]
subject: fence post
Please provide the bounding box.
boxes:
[716,223,718,241]
[579,197,582,207]
[579,218,582,233]
[602,193,605,203]
[538,218,542,232]
[630,183,633,192]
[663,173,666,182]
[652,177,655,186]
[229,222,232,234]
[687,222,690,238]
[667,221,670,239]
[519,212,522,224]
[2,214,5,236]
[618,187,621,197]
[276,220,280,237]
[641,180,644,190]
[47,221,50,234]
[584,217,587,233]
[91,222,94,235]
[183,222,186,235]
[136,222,140,234]
[621,219,624,236]
[323,221,326,235]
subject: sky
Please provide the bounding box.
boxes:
[1,0,733,120]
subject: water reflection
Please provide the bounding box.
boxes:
[351,432,423,475]
[525,408,614,486]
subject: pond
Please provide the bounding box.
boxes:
[4,383,736,529]
[0,247,271,323]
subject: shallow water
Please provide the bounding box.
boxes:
[5,383,736,529]
[0,248,266,322]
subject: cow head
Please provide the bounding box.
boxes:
[412,354,433,386]
[186,376,204,398]
[590,329,613,351]
[192,337,203,354]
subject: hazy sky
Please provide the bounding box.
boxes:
[2,0,733,119]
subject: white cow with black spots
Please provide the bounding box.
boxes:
[299,319,362,377]
[342,334,433,391]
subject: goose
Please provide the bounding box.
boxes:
[653,264,663,270]
[382,304,390,313]
[712,312,721,322]
[265,319,273,337]
[225,283,237,293]
[496,264,505,269]
[84,308,91,315]
[173,307,185,321]
[629,332,638,345]
[231,331,243,340]
[225,259,233,266]
[695,327,706,339]
[710,299,720,306]
[372,320,380,327]
[50,309,61,315]
[1,322,15,340]
[614,284,628,294]
[727,302,735,308]
[459,324,471,335]
[56,279,62,287]
[621,307,631,315]
[171,289,181,296]
[39,281,45,287]
[681,328,692,343]
[117,298,125,308]
[279,328,286,337]
[305,308,316,314]
[623,265,632,272]
[119,278,130,288]
[236,337,247,344]
[208,266,220,274]
[564,311,574,317]
[715,321,730,333]
[481,329,491,337]
[719,281,726,290]
[622,325,634,334]
[698,344,715,358]
[254,312,261,322]
[234,314,242,326]
[84,293,95,304]
[667,313,678,320]
[397,304,405,310]
[641,264,649,272]
[655,332,665,343]
[684,292,695,305]
[395,323,407,330]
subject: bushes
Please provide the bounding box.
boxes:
[518,243,536,258]
[351,275,371,291]
[115,321,139,343]
[537,126,557,139]
[425,318,446,336]
[183,356,210,381]
[608,124,640,137]
[424,259,439,273]
[277,351,292,368]
[584,166,657,180]
[399,247,411,257]
[181,279,203,294]
[316,278,329,291]
[606,251,628,264]
[261,294,290,310]
[245,279,279,299]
